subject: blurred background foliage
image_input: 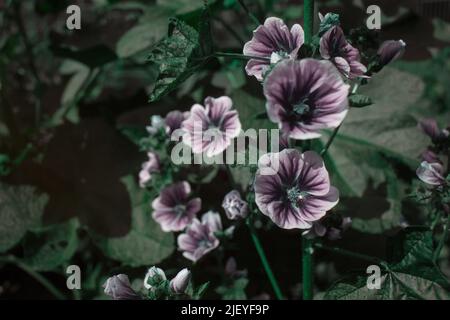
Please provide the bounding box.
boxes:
[0,0,449,299]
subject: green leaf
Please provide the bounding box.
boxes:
[349,94,373,108]
[325,229,450,300]
[94,175,174,267]
[433,18,450,43]
[337,67,428,167]
[230,90,276,131]
[322,67,428,198]
[156,0,206,15]
[118,125,148,146]
[147,16,212,102]
[350,164,403,234]
[216,278,248,300]
[116,6,171,58]
[0,183,48,253]
[22,219,79,271]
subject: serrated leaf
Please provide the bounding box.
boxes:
[0,183,48,253]
[325,229,450,300]
[147,15,212,101]
[94,175,174,267]
[22,219,79,271]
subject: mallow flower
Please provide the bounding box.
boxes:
[377,40,406,66]
[222,190,249,220]
[177,211,222,262]
[152,181,201,232]
[139,152,160,188]
[254,149,339,229]
[320,26,367,79]
[416,161,446,186]
[243,17,304,81]
[263,59,349,140]
[165,110,189,135]
[144,266,166,290]
[169,268,191,294]
[103,274,141,300]
[182,96,241,157]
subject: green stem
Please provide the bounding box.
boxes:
[246,220,284,300]
[213,16,245,46]
[213,52,270,61]
[434,215,450,264]
[0,255,66,300]
[301,0,316,300]
[314,243,389,268]
[320,125,341,156]
[302,237,314,300]
[237,0,261,25]
[304,0,315,45]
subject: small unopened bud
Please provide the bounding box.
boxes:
[144,266,166,289]
[377,40,406,66]
[170,268,191,294]
[103,274,141,300]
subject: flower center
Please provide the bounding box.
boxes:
[174,204,186,216]
[287,186,309,207]
[291,98,314,122]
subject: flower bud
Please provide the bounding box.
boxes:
[222,190,249,220]
[146,115,165,135]
[416,161,446,186]
[103,274,141,300]
[144,266,166,289]
[170,268,191,294]
[377,40,406,66]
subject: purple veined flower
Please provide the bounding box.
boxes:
[144,266,166,290]
[254,149,339,229]
[139,152,161,188]
[243,17,304,81]
[222,190,249,220]
[152,181,201,232]
[165,110,189,136]
[377,40,406,66]
[263,59,349,140]
[421,149,441,164]
[103,274,141,300]
[181,96,241,157]
[418,118,449,142]
[177,211,222,263]
[169,268,191,294]
[320,26,368,79]
[416,161,446,186]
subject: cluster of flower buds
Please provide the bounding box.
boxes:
[103,266,192,300]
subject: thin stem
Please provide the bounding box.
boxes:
[302,237,314,300]
[320,125,341,156]
[434,215,450,264]
[304,0,315,44]
[0,255,66,300]
[246,220,284,300]
[314,243,388,268]
[213,16,246,46]
[12,1,43,127]
[237,0,261,25]
[213,52,270,62]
